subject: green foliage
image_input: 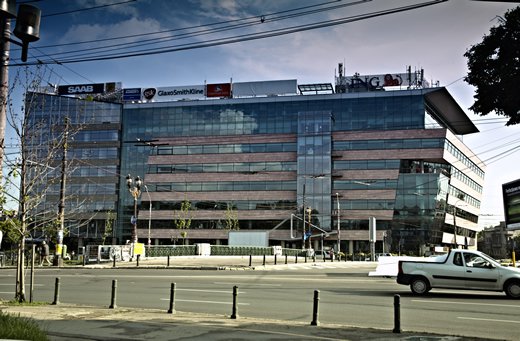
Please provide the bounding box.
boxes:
[174,199,192,230]
[464,7,520,125]
[102,211,115,245]
[0,218,23,244]
[224,203,239,230]
[0,311,48,341]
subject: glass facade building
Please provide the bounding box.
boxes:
[120,86,484,254]
[28,83,485,255]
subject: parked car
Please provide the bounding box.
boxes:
[314,249,335,260]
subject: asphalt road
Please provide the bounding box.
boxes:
[2,266,520,340]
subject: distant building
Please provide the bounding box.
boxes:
[26,68,485,254]
[478,222,516,259]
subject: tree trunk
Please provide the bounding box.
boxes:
[16,237,26,302]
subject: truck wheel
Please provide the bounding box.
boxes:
[504,280,520,298]
[410,277,430,295]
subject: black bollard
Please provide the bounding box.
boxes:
[231,285,239,319]
[136,254,140,267]
[295,254,298,264]
[52,277,60,305]
[113,255,116,268]
[83,254,86,266]
[262,254,266,266]
[167,255,170,267]
[167,283,176,314]
[249,255,252,267]
[109,279,118,309]
[285,254,288,264]
[393,294,401,333]
[274,254,277,265]
[305,254,308,263]
[310,289,320,326]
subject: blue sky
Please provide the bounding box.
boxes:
[7,0,520,227]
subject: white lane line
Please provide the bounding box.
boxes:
[213,282,281,287]
[412,299,518,308]
[177,288,246,294]
[458,317,520,324]
[160,298,249,305]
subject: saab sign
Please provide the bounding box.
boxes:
[58,83,105,95]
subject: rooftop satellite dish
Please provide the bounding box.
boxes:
[13,4,41,62]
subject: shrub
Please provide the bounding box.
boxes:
[0,311,48,341]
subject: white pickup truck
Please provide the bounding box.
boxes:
[396,249,520,298]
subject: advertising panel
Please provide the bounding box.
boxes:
[503,179,520,230]
[233,79,297,97]
[206,83,231,97]
[122,88,142,101]
[58,83,105,95]
[142,85,205,102]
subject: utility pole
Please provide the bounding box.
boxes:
[0,17,10,170]
[56,118,69,266]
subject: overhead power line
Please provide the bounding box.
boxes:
[10,0,448,66]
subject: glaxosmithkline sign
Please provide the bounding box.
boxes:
[143,85,205,101]
[58,83,105,95]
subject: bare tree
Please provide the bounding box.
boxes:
[1,66,85,302]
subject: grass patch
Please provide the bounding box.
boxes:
[0,310,48,341]
[2,299,49,306]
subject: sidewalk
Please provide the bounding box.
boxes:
[1,303,489,341]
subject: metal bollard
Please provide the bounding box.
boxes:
[167,255,170,267]
[113,255,116,268]
[295,254,298,264]
[285,254,288,264]
[305,254,308,263]
[136,254,140,267]
[262,254,266,266]
[249,255,252,267]
[109,279,118,309]
[274,254,277,265]
[231,285,239,319]
[310,289,320,326]
[167,282,176,314]
[393,294,401,333]
[83,255,86,266]
[52,277,60,305]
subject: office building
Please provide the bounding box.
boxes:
[28,68,485,254]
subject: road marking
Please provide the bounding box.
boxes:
[214,282,281,287]
[458,317,520,324]
[160,298,250,305]
[0,284,44,286]
[412,299,517,308]
[177,288,246,294]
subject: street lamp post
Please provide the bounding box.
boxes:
[306,207,312,249]
[126,174,142,244]
[335,193,341,255]
[144,185,152,250]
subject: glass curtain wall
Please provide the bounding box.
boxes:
[297,111,332,231]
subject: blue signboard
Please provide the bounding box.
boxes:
[123,88,142,101]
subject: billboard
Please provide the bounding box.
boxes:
[58,83,105,95]
[142,85,205,102]
[503,178,520,230]
[206,83,231,97]
[233,79,297,97]
[122,88,142,101]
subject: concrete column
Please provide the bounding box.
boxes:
[349,240,354,255]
